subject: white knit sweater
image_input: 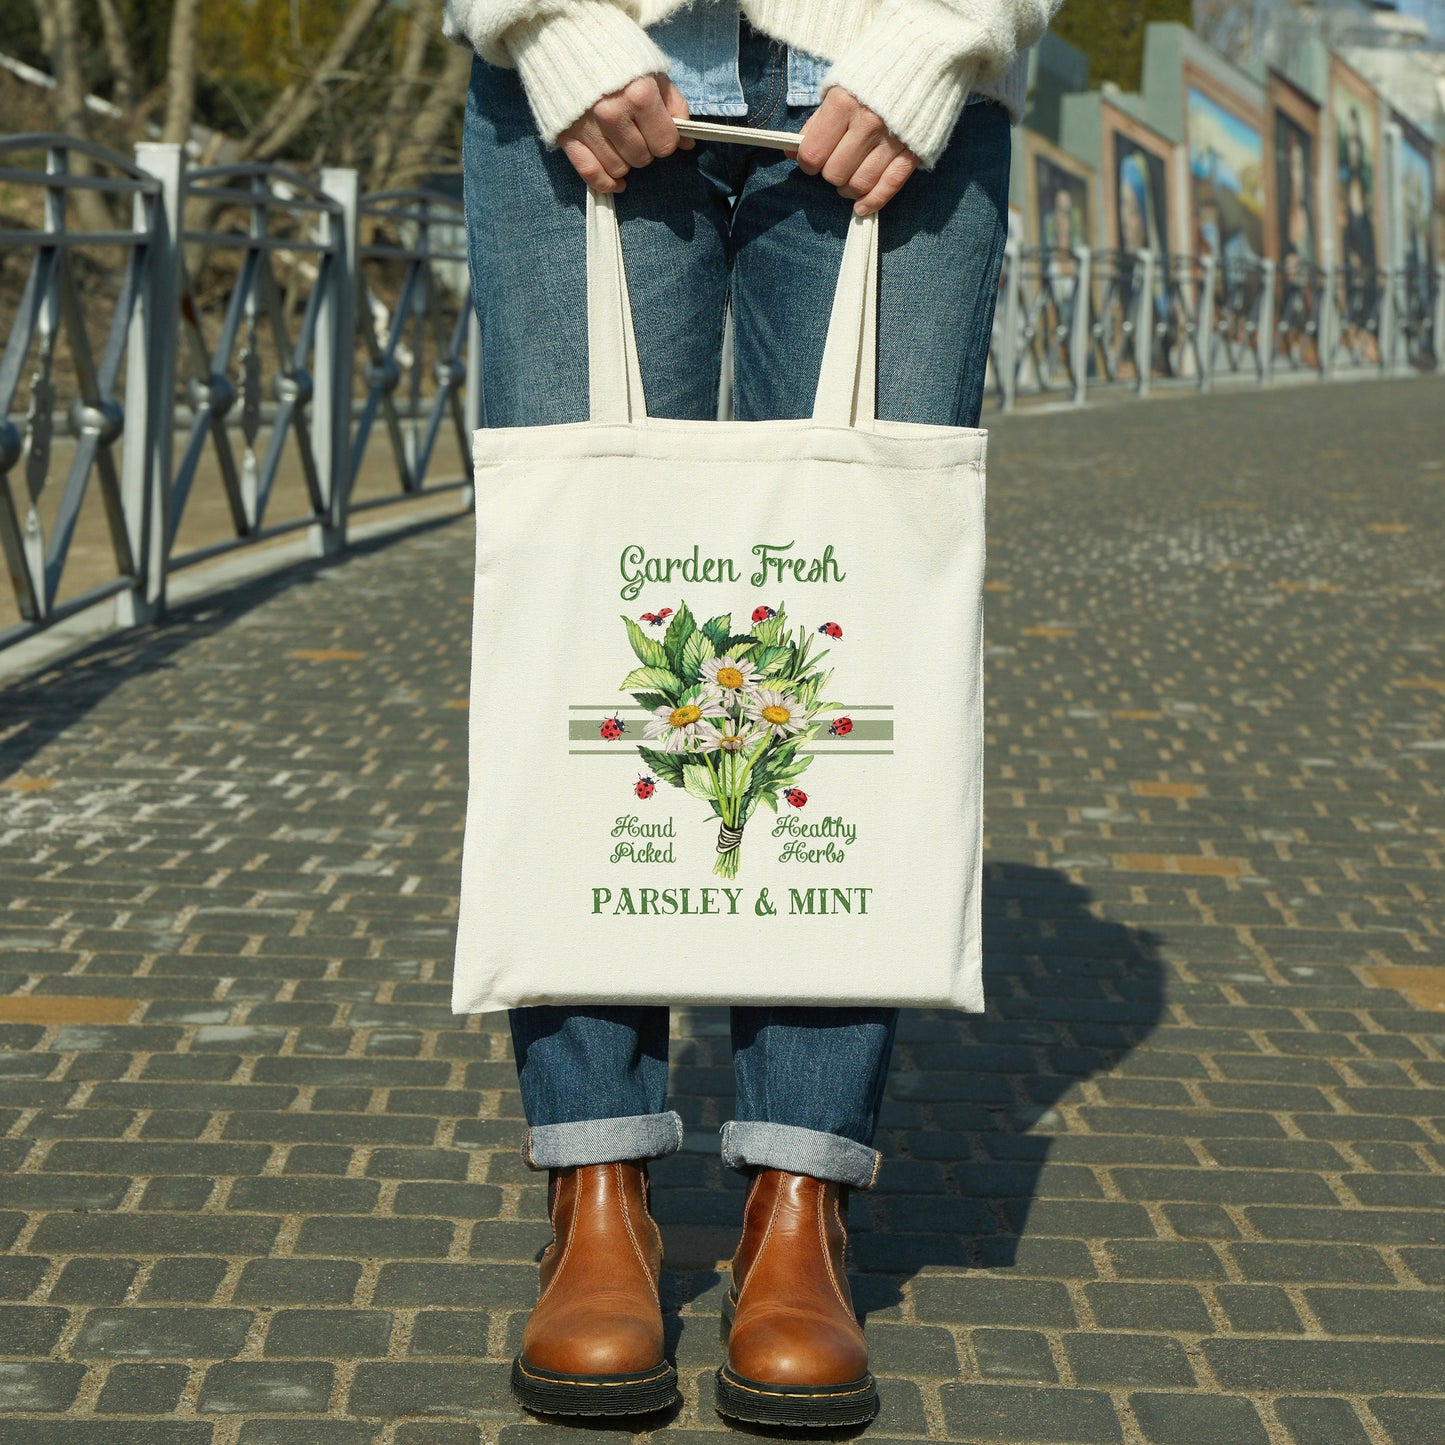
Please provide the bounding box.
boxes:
[443,0,1064,168]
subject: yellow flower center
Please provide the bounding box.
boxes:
[716,666,745,690]
[720,734,745,752]
[761,704,791,725]
[668,704,702,728]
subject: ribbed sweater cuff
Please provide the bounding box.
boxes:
[823,0,988,169]
[503,1,672,145]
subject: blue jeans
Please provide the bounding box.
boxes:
[462,19,1010,1190]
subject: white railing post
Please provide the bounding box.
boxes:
[1197,255,1217,392]
[1134,250,1154,397]
[120,142,184,627]
[1435,265,1445,375]
[1318,265,1335,379]
[998,242,1019,413]
[1377,268,1395,375]
[1258,259,1275,385]
[1070,246,1090,406]
[313,166,359,556]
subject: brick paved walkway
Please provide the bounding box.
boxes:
[1,377,1443,1445]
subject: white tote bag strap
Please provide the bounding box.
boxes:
[811,208,879,430]
[585,155,880,428]
[587,189,649,424]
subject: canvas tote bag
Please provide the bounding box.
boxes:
[453,134,988,1013]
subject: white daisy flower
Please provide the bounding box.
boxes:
[694,722,760,755]
[745,688,808,740]
[699,655,759,703]
[643,695,726,753]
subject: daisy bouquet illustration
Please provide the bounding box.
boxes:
[612,602,843,877]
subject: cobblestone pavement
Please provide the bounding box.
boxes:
[1,376,1443,1445]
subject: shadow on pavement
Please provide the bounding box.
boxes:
[0,509,466,784]
[851,858,1166,1305]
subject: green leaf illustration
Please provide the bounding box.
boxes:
[680,628,716,681]
[683,763,716,802]
[662,603,696,677]
[631,692,668,713]
[701,614,731,652]
[752,645,792,677]
[637,747,685,787]
[621,666,685,700]
[622,616,670,670]
[752,610,785,646]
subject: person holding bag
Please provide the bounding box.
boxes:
[446,0,1063,1428]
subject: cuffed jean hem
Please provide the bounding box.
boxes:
[520,1111,685,1171]
[720,1120,883,1191]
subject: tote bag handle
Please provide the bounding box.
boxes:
[586,134,879,430]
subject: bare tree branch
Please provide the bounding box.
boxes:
[239,0,393,161]
[372,0,442,189]
[95,0,139,119]
[45,0,91,139]
[37,0,114,229]
[162,0,202,144]
[386,41,471,193]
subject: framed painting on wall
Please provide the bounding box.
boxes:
[1267,71,1324,368]
[1329,56,1384,359]
[1183,61,1268,269]
[1394,112,1436,369]
[1025,131,1098,255]
[1099,101,1176,378]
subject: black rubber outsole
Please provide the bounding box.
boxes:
[510,1355,680,1417]
[715,1292,879,1428]
[715,1364,880,1428]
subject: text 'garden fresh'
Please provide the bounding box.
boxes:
[620,543,845,600]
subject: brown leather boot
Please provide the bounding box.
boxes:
[716,1168,878,1427]
[510,1160,679,1416]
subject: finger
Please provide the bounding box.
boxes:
[836,139,900,200]
[579,122,636,178]
[820,113,888,188]
[796,89,851,174]
[634,86,683,158]
[600,113,655,169]
[855,153,917,216]
[657,73,695,148]
[561,138,625,193]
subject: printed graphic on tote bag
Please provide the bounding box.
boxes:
[603,601,844,878]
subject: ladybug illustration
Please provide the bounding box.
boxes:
[829,716,854,737]
[635,774,657,800]
[640,607,674,628]
[784,788,808,808]
[818,622,843,640]
[751,605,776,623]
[599,714,626,740]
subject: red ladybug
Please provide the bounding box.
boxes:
[751,605,776,623]
[829,717,854,737]
[599,714,626,740]
[635,774,657,800]
[818,622,843,639]
[784,788,808,808]
[640,607,674,628]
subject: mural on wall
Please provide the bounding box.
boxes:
[1268,72,1323,368]
[1395,116,1437,369]
[1028,134,1095,254]
[1330,57,1382,359]
[1100,102,1176,378]
[1184,65,1267,269]
[1396,122,1434,276]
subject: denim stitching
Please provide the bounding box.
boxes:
[745,41,787,128]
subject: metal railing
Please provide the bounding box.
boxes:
[992,243,1445,410]
[1,137,480,656]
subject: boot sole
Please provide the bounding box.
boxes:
[511,1355,679,1417]
[716,1292,879,1428]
